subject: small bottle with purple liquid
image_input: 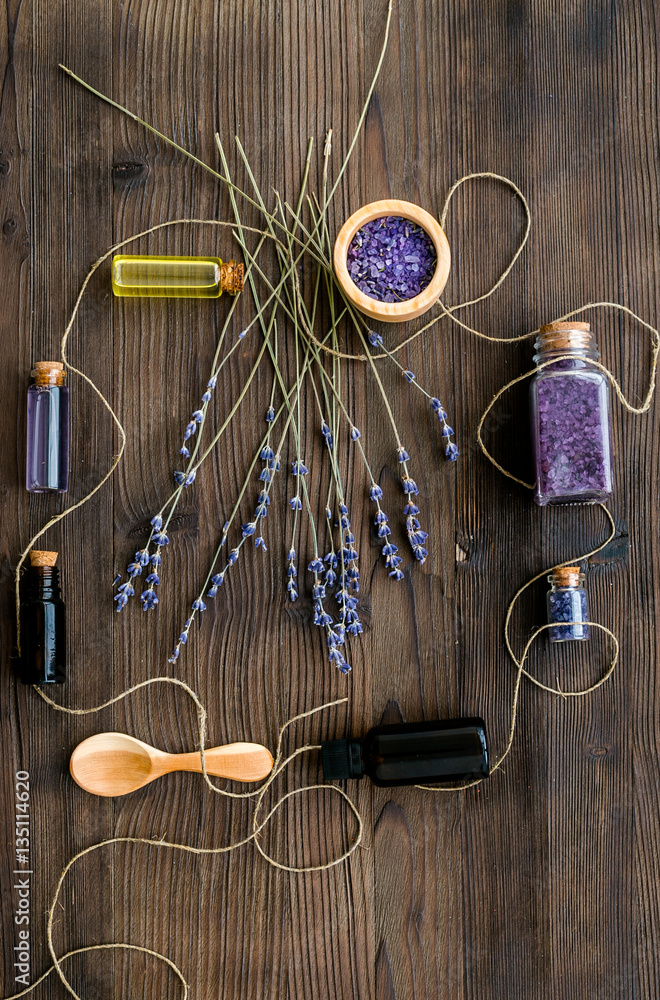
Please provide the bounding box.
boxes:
[530,321,612,506]
[546,566,590,642]
[26,361,69,493]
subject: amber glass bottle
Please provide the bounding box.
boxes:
[20,551,65,685]
[322,718,489,787]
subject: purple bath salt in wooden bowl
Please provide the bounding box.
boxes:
[347,216,437,302]
[333,199,451,324]
[530,321,613,505]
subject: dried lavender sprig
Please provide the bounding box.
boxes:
[168,404,286,660]
[114,317,275,612]
[365,330,459,461]
[299,475,351,674]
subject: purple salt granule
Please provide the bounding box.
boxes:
[533,372,612,503]
[547,587,589,642]
[347,215,437,302]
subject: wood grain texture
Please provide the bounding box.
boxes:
[1,1,660,998]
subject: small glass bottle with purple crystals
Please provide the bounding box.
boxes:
[26,361,69,493]
[546,566,590,642]
[530,321,612,505]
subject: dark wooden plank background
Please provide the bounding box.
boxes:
[1,1,659,997]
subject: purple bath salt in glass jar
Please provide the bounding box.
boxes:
[546,566,590,642]
[530,321,612,506]
[26,361,69,493]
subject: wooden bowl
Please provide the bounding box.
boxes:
[333,199,451,324]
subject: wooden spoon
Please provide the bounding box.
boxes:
[70,732,274,797]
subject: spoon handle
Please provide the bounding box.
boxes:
[168,742,274,783]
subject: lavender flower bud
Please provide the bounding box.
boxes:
[368,331,383,348]
[140,589,158,609]
[207,375,218,389]
[289,496,302,510]
[192,598,206,611]
[151,515,163,531]
[179,446,190,458]
[397,446,410,463]
[350,426,361,440]
[369,484,383,501]
[202,390,212,403]
[403,370,415,383]
[265,406,275,423]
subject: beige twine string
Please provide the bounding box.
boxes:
[5,690,361,1000]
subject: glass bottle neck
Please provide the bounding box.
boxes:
[547,567,584,591]
[25,566,61,600]
[533,323,600,365]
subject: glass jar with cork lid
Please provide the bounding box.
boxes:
[546,566,590,642]
[530,321,613,506]
[26,361,69,493]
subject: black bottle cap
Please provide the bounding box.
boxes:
[322,739,363,780]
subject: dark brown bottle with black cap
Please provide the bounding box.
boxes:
[20,550,65,685]
[322,718,489,787]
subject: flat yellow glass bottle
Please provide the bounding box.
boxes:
[111,255,244,298]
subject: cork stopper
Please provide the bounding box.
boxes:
[539,321,591,334]
[220,260,244,295]
[29,550,58,567]
[535,320,596,357]
[31,361,66,385]
[550,565,582,588]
